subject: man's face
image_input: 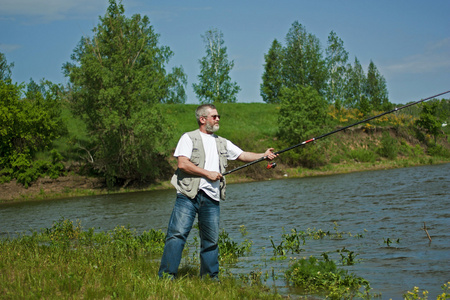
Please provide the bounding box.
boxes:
[204,108,220,133]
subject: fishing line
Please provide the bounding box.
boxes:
[223,90,450,176]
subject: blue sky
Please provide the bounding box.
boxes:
[1,0,449,104]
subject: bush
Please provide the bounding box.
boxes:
[347,149,378,163]
[4,151,66,188]
[377,131,398,159]
[427,144,450,158]
[0,79,66,187]
[285,255,371,298]
[278,85,329,145]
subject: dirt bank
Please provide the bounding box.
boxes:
[2,158,449,204]
[0,175,106,202]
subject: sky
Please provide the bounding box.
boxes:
[1,0,449,104]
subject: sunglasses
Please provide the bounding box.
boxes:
[204,115,221,120]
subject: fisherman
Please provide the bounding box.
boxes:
[158,104,277,279]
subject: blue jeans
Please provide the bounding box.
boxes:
[158,190,220,278]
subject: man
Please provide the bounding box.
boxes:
[158,104,277,279]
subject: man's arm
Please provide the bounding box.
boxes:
[177,156,222,181]
[237,148,278,163]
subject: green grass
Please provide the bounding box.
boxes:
[4,102,449,202]
[3,218,450,299]
[161,103,280,152]
[54,102,449,170]
[0,218,280,299]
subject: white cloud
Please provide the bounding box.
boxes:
[385,38,450,74]
[0,0,108,22]
[0,43,22,53]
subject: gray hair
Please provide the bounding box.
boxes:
[195,104,216,123]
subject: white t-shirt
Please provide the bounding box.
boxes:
[174,131,243,201]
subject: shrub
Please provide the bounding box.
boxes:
[347,149,377,163]
[285,255,371,298]
[427,144,450,158]
[377,131,398,159]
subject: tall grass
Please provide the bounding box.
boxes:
[0,218,280,299]
[3,218,449,299]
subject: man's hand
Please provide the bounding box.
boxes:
[206,171,223,181]
[237,148,279,163]
[264,148,278,161]
[178,156,222,182]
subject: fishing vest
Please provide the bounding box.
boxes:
[171,129,228,200]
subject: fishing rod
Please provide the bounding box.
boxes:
[222,90,450,176]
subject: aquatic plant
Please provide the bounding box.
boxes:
[219,228,253,263]
[403,282,450,300]
[285,255,372,299]
[269,223,365,257]
[336,247,359,266]
[383,237,400,247]
[404,286,430,300]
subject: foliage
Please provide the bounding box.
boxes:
[347,148,378,163]
[0,51,14,81]
[270,224,365,258]
[427,144,450,158]
[282,21,327,95]
[0,79,66,187]
[62,0,178,186]
[3,218,450,299]
[278,85,329,143]
[285,255,372,299]
[0,219,282,299]
[377,131,399,160]
[261,39,283,103]
[325,31,349,109]
[260,23,391,111]
[218,228,252,263]
[415,100,448,143]
[404,286,430,300]
[366,60,390,111]
[345,57,370,113]
[193,28,241,103]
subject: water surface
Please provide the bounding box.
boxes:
[1,163,449,299]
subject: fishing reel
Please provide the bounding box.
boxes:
[266,162,277,169]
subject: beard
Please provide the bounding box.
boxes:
[205,123,220,133]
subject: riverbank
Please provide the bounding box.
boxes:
[2,166,450,299]
[2,156,448,203]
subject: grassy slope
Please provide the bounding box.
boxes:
[161,103,279,152]
[160,103,449,184]
[3,102,449,202]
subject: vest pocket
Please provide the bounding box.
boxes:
[190,148,201,166]
[219,150,228,169]
[180,177,192,192]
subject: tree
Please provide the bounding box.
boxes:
[366,60,389,111]
[165,66,188,104]
[260,39,283,103]
[278,85,329,144]
[0,52,14,81]
[344,57,370,114]
[415,100,448,143]
[63,0,179,186]
[277,85,329,168]
[0,79,65,186]
[325,31,349,109]
[282,22,327,96]
[193,28,241,103]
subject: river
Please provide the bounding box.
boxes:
[1,163,449,299]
